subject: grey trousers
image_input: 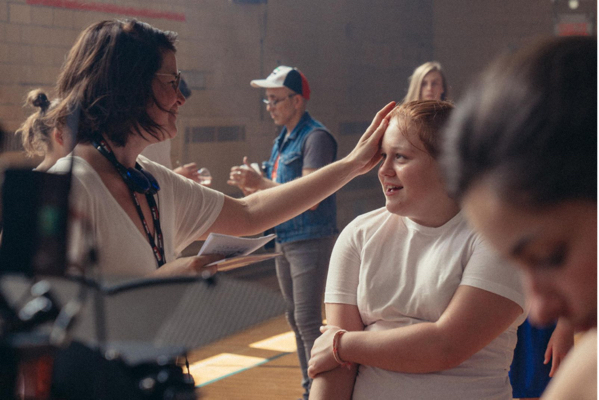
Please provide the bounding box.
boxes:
[275,236,336,400]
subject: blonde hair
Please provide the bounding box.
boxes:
[403,61,448,103]
[16,89,57,157]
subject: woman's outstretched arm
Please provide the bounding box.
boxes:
[204,102,395,238]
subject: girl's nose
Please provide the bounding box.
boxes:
[379,157,395,176]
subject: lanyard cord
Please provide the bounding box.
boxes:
[91,136,166,268]
[131,189,166,268]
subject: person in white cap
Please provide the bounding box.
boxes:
[228,65,338,400]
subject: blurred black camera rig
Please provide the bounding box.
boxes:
[0,168,198,400]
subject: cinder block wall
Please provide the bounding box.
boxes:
[0,0,593,230]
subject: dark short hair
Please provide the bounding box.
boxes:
[50,19,178,146]
[389,100,454,159]
[442,36,597,207]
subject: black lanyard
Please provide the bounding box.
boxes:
[131,188,166,268]
[92,137,166,268]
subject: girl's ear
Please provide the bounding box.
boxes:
[53,128,64,146]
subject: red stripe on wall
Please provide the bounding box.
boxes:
[26,0,186,22]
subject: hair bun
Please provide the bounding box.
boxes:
[33,93,50,110]
[27,89,51,112]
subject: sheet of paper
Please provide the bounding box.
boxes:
[198,233,276,260]
[213,253,282,271]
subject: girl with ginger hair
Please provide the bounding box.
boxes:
[308,101,525,399]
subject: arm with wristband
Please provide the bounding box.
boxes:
[332,330,352,368]
[308,285,522,377]
[308,303,363,400]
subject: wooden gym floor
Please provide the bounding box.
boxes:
[188,314,304,399]
[180,253,305,399]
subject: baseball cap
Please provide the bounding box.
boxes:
[250,66,311,100]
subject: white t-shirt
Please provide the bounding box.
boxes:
[141,140,173,169]
[51,155,224,276]
[325,207,526,400]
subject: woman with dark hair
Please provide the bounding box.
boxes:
[307,100,525,400]
[442,36,596,399]
[46,19,393,277]
[43,18,395,399]
[16,89,72,171]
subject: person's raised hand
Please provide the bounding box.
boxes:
[544,319,575,377]
[345,101,396,175]
[174,162,201,183]
[227,156,263,193]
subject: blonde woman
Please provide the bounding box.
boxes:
[402,61,448,103]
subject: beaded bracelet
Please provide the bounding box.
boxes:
[332,329,352,369]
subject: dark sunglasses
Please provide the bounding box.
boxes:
[156,71,182,93]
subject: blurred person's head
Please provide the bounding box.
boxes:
[16,89,71,171]
[403,61,448,103]
[442,36,596,331]
[50,19,185,148]
[251,66,309,129]
[379,100,456,227]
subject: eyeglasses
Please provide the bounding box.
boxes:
[156,70,182,93]
[262,93,297,107]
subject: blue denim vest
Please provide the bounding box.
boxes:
[263,112,338,243]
